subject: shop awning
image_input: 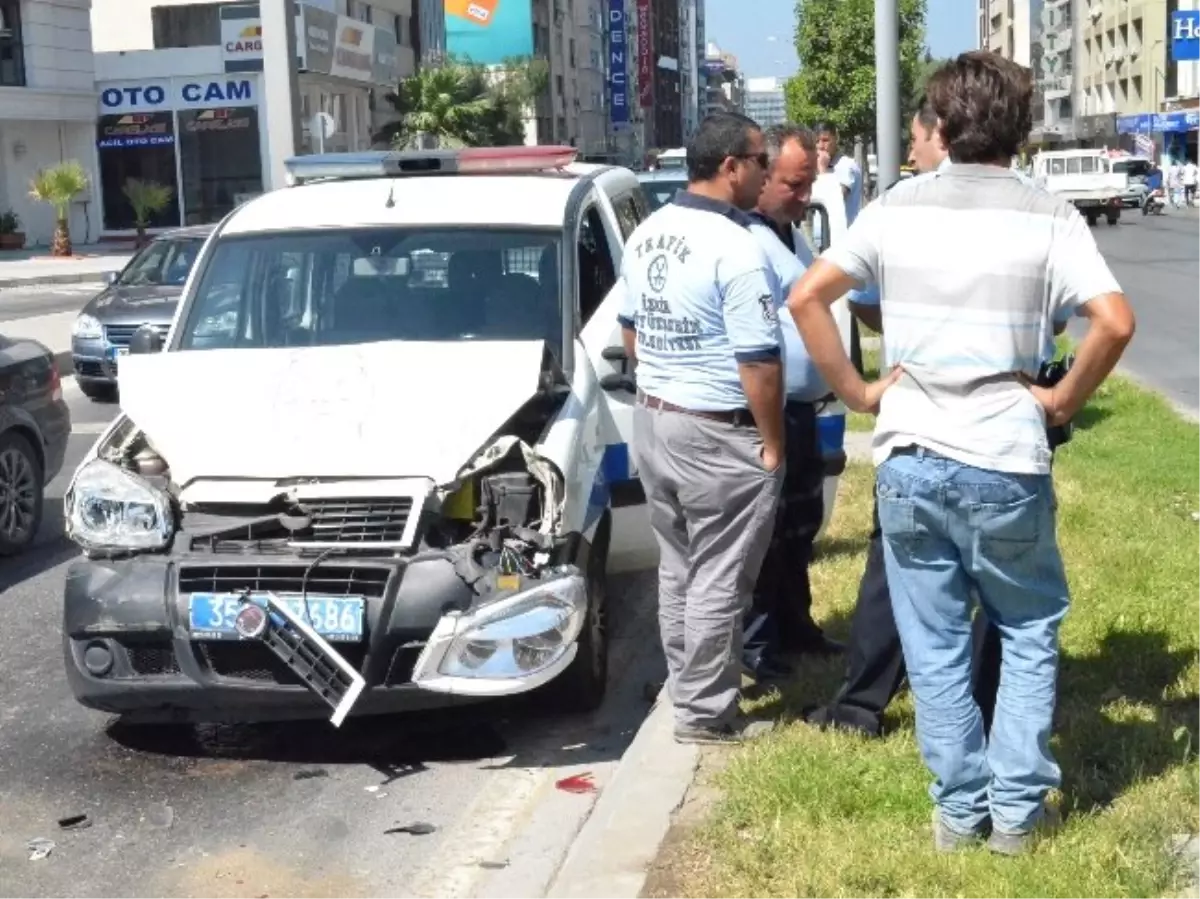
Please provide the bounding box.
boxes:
[1116,111,1200,134]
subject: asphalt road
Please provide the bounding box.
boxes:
[0,314,665,897]
[1077,209,1199,415]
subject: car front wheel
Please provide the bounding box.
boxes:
[543,512,611,713]
[0,431,44,556]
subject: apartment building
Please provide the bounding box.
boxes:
[0,0,100,248]
[678,0,699,140]
[702,41,742,116]
[525,0,606,153]
[744,76,786,127]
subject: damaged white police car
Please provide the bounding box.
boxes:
[61,147,854,727]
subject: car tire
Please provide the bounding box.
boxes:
[79,381,117,402]
[1107,212,1120,226]
[0,431,44,556]
[543,512,611,714]
[1086,212,1099,226]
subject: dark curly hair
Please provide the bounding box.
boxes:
[925,51,1033,164]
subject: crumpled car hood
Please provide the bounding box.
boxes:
[116,340,548,489]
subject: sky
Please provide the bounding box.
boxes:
[706,0,977,80]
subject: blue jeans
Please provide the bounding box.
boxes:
[876,447,1069,836]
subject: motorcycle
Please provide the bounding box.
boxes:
[1143,187,1166,216]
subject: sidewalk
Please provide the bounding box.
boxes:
[0,243,135,288]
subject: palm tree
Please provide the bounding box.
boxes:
[376,63,495,149]
[29,161,89,257]
[122,178,174,247]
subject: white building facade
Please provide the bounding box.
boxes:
[90,0,415,236]
[743,75,785,127]
[0,0,100,248]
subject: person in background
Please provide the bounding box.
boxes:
[788,51,1135,855]
[804,94,1002,737]
[618,112,785,746]
[1182,158,1198,206]
[815,122,864,226]
[741,123,845,683]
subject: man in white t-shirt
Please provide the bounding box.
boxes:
[1182,159,1198,206]
[815,123,864,225]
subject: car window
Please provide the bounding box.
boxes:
[1048,158,1066,176]
[612,193,641,242]
[578,207,616,325]
[640,178,686,212]
[118,238,206,287]
[178,228,564,357]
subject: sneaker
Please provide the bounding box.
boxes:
[987,805,1063,856]
[932,808,986,853]
[674,719,775,746]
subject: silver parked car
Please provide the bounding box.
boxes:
[70,226,213,400]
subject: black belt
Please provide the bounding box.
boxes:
[637,391,757,428]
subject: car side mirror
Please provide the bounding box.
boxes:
[600,373,637,394]
[103,271,119,286]
[129,324,163,355]
[801,203,832,254]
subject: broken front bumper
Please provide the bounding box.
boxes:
[62,550,585,724]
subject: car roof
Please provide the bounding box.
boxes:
[637,169,688,183]
[156,225,215,240]
[221,164,640,235]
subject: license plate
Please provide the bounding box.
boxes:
[187,593,365,642]
[106,346,129,362]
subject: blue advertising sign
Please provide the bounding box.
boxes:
[1171,10,1200,63]
[444,0,534,66]
[1116,110,1200,134]
[608,0,629,126]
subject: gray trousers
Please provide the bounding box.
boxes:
[632,402,783,729]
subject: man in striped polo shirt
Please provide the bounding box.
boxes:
[788,51,1135,854]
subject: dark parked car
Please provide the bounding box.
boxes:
[0,336,71,555]
[71,226,213,400]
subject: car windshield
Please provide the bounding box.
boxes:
[118,237,206,287]
[640,178,686,212]
[178,227,563,353]
[1113,159,1152,181]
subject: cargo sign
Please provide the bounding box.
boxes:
[608,0,628,125]
[220,4,263,71]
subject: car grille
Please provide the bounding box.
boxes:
[103,322,171,347]
[74,359,106,378]
[198,642,369,685]
[189,498,416,553]
[117,639,181,676]
[177,564,391,598]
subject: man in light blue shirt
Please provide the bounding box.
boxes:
[741,124,844,681]
[618,113,785,746]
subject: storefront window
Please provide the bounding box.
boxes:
[97,112,181,231]
[178,106,264,225]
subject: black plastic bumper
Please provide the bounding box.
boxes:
[62,553,485,723]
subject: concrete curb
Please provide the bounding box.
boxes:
[546,689,698,898]
[0,273,108,289]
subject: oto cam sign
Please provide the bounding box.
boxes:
[98,79,258,114]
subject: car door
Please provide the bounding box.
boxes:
[578,187,645,503]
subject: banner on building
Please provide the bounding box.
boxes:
[1171,10,1200,63]
[608,0,629,125]
[636,0,652,108]
[445,0,534,65]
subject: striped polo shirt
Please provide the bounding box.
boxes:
[823,163,1122,475]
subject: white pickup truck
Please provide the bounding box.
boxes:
[1032,149,1129,226]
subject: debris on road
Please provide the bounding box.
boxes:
[294,768,329,781]
[478,860,509,870]
[385,821,437,836]
[555,772,597,794]
[57,814,92,831]
[27,838,55,861]
[364,784,380,792]
[146,803,175,829]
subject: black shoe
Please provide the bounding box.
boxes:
[802,704,882,738]
[674,719,775,746]
[782,634,846,657]
[751,656,794,681]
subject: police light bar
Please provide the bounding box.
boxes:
[283,146,578,185]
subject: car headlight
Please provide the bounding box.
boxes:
[65,459,173,553]
[438,568,588,679]
[72,313,102,340]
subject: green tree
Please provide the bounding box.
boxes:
[122,178,174,247]
[29,160,89,257]
[376,56,550,149]
[785,0,928,144]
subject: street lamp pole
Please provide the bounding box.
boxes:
[875,0,902,190]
